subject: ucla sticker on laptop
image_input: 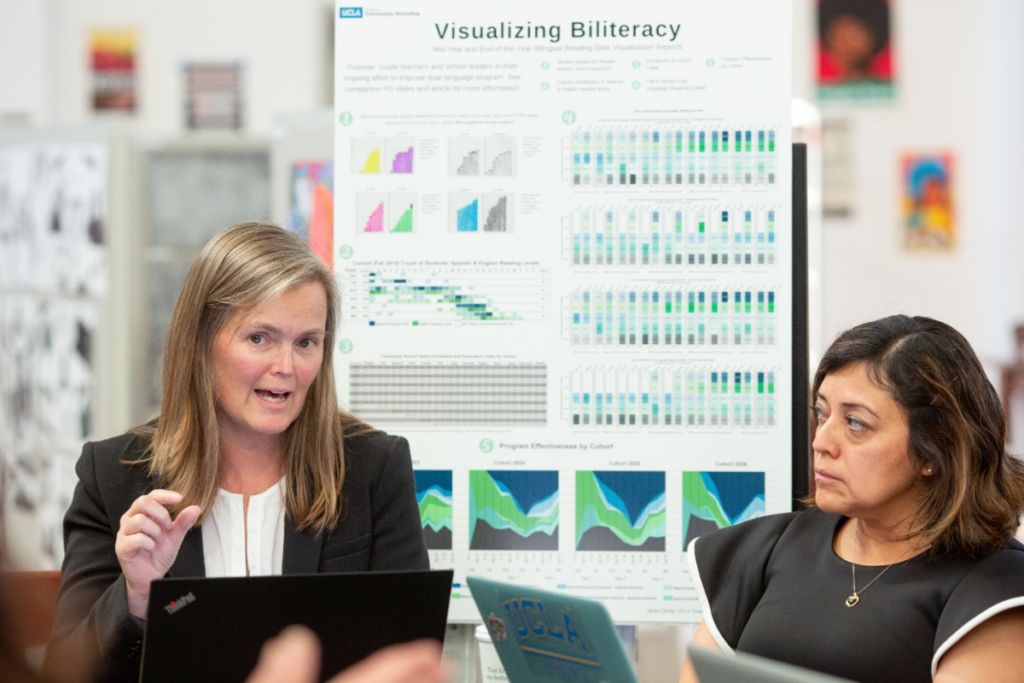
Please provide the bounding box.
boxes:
[468,576,637,683]
[498,591,606,681]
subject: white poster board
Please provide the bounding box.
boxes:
[335,0,792,622]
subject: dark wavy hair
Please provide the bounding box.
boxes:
[818,0,891,56]
[811,315,1024,557]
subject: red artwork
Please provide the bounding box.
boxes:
[90,29,137,113]
[816,0,895,101]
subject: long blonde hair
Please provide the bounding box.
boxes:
[135,221,368,532]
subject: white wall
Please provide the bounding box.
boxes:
[44,0,333,133]
[983,0,1024,364]
[0,0,50,125]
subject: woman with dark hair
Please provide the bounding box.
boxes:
[44,222,429,683]
[681,315,1024,682]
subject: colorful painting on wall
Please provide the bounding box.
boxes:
[89,28,137,113]
[289,160,334,268]
[901,153,955,251]
[816,0,895,101]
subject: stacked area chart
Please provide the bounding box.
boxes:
[469,470,559,551]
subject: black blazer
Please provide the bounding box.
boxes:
[43,429,429,683]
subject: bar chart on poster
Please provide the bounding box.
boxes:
[335,0,792,622]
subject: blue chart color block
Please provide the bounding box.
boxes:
[457,199,479,232]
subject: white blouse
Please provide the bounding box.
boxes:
[201,478,285,577]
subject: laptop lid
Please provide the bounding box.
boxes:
[467,575,638,683]
[689,646,854,683]
[141,569,453,683]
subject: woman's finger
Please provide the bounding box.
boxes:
[168,505,202,544]
[124,490,181,529]
[145,489,185,505]
[119,512,164,541]
[116,532,156,559]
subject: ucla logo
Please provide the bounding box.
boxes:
[501,598,590,652]
[338,7,363,18]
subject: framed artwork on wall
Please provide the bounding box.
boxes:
[816,0,895,101]
[901,152,955,251]
[89,28,137,113]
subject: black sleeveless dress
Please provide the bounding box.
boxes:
[688,509,1024,682]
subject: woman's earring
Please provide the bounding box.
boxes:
[923,465,934,476]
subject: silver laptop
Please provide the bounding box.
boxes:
[689,646,854,683]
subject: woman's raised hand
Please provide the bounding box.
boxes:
[114,489,201,619]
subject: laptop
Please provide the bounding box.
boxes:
[689,646,855,683]
[141,569,453,683]
[467,575,638,683]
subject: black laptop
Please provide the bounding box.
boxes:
[141,570,453,683]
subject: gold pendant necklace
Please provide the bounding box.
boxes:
[842,520,928,608]
[845,562,895,608]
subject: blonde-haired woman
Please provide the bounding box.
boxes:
[44,222,428,683]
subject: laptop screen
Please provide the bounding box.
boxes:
[142,570,452,683]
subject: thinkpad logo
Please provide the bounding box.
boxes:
[164,592,197,615]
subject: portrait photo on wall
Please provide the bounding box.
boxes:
[901,153,955,251]
[816,0,895,101]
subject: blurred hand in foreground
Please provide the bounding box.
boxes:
[246,626,448,683]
